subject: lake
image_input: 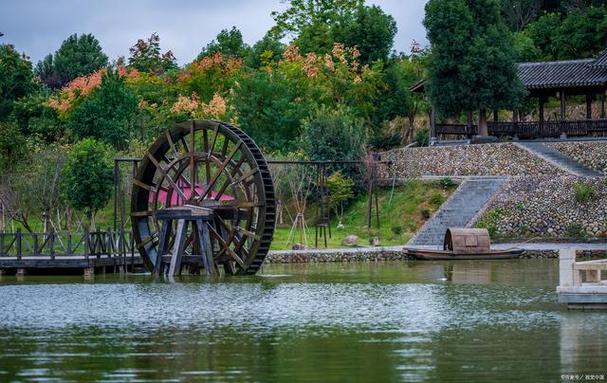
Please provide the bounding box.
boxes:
[0,260,605,382]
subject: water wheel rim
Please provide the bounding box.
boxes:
[131,120,275,275]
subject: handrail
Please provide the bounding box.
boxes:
[0,230,135,258]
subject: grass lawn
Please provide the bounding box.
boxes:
[271,179,456,250]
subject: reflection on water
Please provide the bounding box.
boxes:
[0,260,604,382]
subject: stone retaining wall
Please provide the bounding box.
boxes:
[473,176,607,240]
[381,143,564,178]
[548,141,607,174]
[265,247,412,263]
[264,246,606,263]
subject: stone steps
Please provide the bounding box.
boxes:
[517,142,602,177]
[408,177,507,246]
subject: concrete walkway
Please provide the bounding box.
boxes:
[516,142,602,176]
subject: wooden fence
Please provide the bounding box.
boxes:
[435,119,607,139]
[0,229,134,259]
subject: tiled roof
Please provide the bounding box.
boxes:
[592,48,607,68]
[411,51,607,93]
[517,59,607,90]
[518,59,607,89]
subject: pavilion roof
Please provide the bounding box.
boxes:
[518,58,607,90]
[411,49,607,93]
[591,48,607,68]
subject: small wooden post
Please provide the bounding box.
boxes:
[49,231,55,260]
[539,96,545,136]
[66,232,72,256]
[32,233,38,256]
[586,94,593,119]
[429,105,436,140]
[560,90,566,120]
[168,219,188,276]
[155,219,173,276]
[601,94,606,119]
[83,228,89,260]
[196,220,217,276]
[16,229,22,260]
[0,232,4,257]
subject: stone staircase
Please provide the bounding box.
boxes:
[408,177,507,247]
[517,142,602,177]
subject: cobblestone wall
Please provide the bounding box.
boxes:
[473,176,607,240]
[549,141,607,174]
[381,143,564,177]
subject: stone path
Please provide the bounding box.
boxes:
[407,177,507,246]
[516,142,602,177]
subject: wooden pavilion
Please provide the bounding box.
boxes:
[412,49,607,139]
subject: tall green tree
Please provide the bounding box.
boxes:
[272,0,396,63]
[62,138,113,228]
[232,70,316,152]
[0,44,36,120]
[198,27,249,59]
[335,5,397,64]
[551,6,607,59]
[300,105,367,162]
[424,0,525,135]
[272,0,362,45]
[500,0,542,31]
[36,33,108,89]
[69,70,138,149]
[128,33,178,74]
[245,33,285,68]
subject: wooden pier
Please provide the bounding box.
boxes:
[557,249,607,309]
[0,230,218,276]
[0,230,143,275]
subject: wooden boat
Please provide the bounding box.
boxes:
[405,228,524,260]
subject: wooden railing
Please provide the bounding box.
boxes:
[435,119,607,139]
[0,230,134,259]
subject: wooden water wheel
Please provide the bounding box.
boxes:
[131,120,275,276]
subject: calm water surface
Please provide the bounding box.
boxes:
[0,260,605,382]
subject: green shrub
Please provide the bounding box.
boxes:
[574,182,596,203]
[515,201,526,211]
[566,223,586,239]
[430,192,446,207]
[420,208,431,220]
[62,138,113,227]
[438,177,456,190]
[474,208,504,238]
[413,128,429,147]
[300,105,367,162]
[391,225,403,235]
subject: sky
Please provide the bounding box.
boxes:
[0,0,428,66]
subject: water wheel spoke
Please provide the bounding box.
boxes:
[131,210,153,218]
[165,130,179,159]
[147,153,189,201]
[137,232,159,249]
[208,125,219,157]
[198,142,242,201]
[189,122,197,200]
[214,157,246,201]
[230,167,259,188]
[235,226,259,241]
[208,224,245,268]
